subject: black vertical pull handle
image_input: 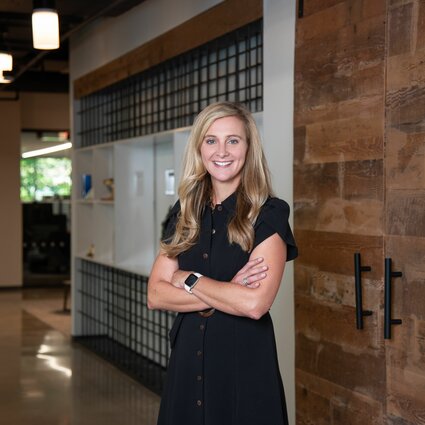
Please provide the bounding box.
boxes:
[384,258,403,339]
[354,253,373,329]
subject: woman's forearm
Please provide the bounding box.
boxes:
[190,276,263,319]
[147,279,211,312]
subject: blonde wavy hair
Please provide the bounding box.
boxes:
[162,101,273,257]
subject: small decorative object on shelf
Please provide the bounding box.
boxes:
[86,243,95,258]
[82,174,93,199]
[101,178,114,201]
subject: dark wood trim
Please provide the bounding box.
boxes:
[73,0,263,99]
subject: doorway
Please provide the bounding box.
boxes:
[21,130,72,286]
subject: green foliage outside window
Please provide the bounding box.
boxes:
[21,157,72,202]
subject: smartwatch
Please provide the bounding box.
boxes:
[184,272,203,293]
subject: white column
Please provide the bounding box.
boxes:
[263,1,296,424]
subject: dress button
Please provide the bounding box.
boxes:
[197,400,202,407]
[212,228,216,234]
[217,205,222,211]
[203,253,208,259]
[197,375,202,381]
[200,324,205,331]
[197,350,202,356]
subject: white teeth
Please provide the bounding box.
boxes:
[214,161,232,166]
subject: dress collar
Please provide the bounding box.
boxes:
[214,191,237,215]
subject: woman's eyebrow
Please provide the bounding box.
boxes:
[203,134,242,138]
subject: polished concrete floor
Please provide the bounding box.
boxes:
[0,289,160,425]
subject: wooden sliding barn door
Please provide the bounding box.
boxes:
[294,1,425,424]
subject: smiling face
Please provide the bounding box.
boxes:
[200,115,248,200]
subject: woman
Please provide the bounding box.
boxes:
[148,101,297,425]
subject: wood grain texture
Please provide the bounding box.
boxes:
[388,3,413,56]
[296,369,384,425]
[386,128,425,190]
[296,333,386,401]
[295,229,383,278]
[74,0,262,98]
[296,293,381,350]
[386,84,425,133]
[386,190,425,237]
[304,114,383,163]
[295,0,425,422]
[296,14,385,108]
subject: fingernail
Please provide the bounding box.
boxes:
[257,257,263,262]
[262,266,267,270]
[261,273,266,277]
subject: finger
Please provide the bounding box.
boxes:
[248,272,267,284]
[237,257,264,275]
[249,265,268,275]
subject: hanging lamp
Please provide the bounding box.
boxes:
[0,52,13,71]
[32,0,60,50]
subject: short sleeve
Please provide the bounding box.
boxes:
[161,200,181,243]
[253,197,298,261]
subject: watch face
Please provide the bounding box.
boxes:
[185,273,199,288]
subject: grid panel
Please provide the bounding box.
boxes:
[75,260,176,394]
[77,20,263,147]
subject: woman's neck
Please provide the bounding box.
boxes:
[211,183,239,205]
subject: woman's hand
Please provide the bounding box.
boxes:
[231,257,268,288]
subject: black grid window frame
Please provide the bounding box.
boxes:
[75,259,176,394]
[76,20,263,148]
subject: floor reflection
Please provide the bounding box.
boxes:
[0,289,160,425]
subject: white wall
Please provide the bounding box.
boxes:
[263,1,296,423]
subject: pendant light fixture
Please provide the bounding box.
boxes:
[0,52,13,71]
[32,0,60,50]
[0,29,13,72]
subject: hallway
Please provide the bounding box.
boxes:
[0,289,160,425]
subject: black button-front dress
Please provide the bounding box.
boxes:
[157,193,298,425]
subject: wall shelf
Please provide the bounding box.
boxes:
[72,127,190,309]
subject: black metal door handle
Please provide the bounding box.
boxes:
[384,258,403,339]
[354,253,373,329]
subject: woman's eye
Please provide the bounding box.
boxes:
[228,138,239,144]
[205,138,216,144]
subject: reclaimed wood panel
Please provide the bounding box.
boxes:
[384,0,425,422]
[296,15,385,108]
[296,333,386,401]
[417,0,425,49]
[295,95,384,137]
[386,190,425,237]
[385,128,425,190]
[296,293,382,350]
[386,50,425,92]
[294,265,382,315]
[294,0,387,422]
[295,230,383,278]
[386,236,425,321]
[388,3,413,57]
[304,114,383,164]
[74,0,262,98]
[296,370,384,425]
[386,84,425,133]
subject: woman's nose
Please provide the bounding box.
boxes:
[217,141,229,157]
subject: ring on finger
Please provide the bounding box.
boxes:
[242,277,249,286]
